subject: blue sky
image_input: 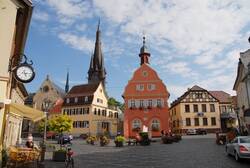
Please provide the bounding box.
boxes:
[25,0,250,103]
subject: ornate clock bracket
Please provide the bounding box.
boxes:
[8,53,33,72]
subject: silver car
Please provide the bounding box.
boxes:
[225,136,250,161]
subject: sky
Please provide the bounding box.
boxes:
[25,0,250,103]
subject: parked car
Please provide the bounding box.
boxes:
[196,128,207,135]
[186,129,197,135]
[57,134,71,144]
[225,136,250,161]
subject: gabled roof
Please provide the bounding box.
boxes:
[170,85,218,108]
[51,81,66,97]
[66,83,99,96]
[209,91,231,103]
[190,85,205,91]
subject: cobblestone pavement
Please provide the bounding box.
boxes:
[45,135,250,168]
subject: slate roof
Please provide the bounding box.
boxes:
[66,83,99,96]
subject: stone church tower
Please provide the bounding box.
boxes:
[88,21,106,87]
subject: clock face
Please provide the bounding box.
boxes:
[14,64,35,83]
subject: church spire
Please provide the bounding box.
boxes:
[139,35,150,65]
[87,20,106,87]
[65,69,69,93]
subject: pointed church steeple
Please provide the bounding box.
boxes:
[139,35,150,65]
[65,69,69,93]
[88,20,106,87]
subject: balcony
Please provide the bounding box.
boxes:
[220,112,237,119]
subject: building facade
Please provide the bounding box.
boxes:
[123,37,170,138]
[209,91,237,132]
[33,75,65,111]
[62,83,118,136]
[170,85,221,134]
[233,47,250,133]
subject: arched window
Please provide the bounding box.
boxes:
[151,119,160,131]
[132,119,141,129]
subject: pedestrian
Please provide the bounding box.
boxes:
[26,133,34,148]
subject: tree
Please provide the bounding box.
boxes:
[108,97,124,111]
[49,115,73,134]
[38,115,73,134]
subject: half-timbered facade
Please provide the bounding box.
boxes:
[170,85,221,134]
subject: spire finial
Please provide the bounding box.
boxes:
[97,18,100,31]
[143,36,146,45]
[65,69,69,93]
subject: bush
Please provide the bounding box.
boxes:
[86,136,97,145]
[100,135,110,146]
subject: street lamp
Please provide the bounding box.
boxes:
[41,100,51,162]
[234,107,242,135]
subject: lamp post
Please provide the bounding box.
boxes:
[235,107,242,135]
[41,100,51,162]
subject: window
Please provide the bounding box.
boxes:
[73,121,89,128]
[102,110,105,116]
[97,98,103,103]
[142,71,148,77]
[202,104,207,112]
[210,104,215,112]
[203,118,208,126]
[98,109,101,115]
[157,99,162,107]
[66,98,70,104]
[211,117,216,125]
[220,106,226,113]
[193,104,198,112]
[194,118,199,126]
[185,105,190,112]
[79,108,83,115]
[196,92,203,98]
[132,119,141,129]
[186,118,191,126]
[139,100,143,108]
[148,84,156,91]
[151,119,160,130]
[43,86,49,93]
[136,84,144,91]
[85,96,88,102]
[86,108,89,114]
[131,100,135,108]
[94,108,97,115]
[148,100,152,107]
[74,97,78,103]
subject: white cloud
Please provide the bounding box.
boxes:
[58,33,94,53]
[33,10,49,22]
[162,62,198,78]
[46,0,92,24]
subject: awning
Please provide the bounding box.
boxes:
[6,103,46,122]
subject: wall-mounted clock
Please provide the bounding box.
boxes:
[12,54,35,83]
[14,64,35,83]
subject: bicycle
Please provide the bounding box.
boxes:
[65,146,74,168]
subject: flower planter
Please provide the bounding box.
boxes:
[53,150,66,162]
[115,141,123,147]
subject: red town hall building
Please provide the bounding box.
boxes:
[123,37,170,138]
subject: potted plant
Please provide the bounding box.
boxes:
[139,132,151,146]
[100,135,110,146]
[86,136,97,145]
[53,148,67,162]
[114,135,125,147]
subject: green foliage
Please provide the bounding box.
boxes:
[108,97,124,111]
[38,115,72,134]
[115,135,125,142]
[49,115,73,134]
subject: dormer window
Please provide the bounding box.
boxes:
[136,84,144,91]
[74,97,78,103]
[148,84,156,91]
[66,98,70,104]
[85,96,88,102]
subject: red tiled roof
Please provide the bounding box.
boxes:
[209,91,231,103]
[49,98,63,114]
